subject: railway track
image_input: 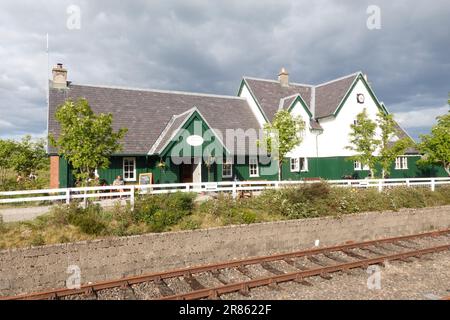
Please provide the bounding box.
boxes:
[2,229,450,300]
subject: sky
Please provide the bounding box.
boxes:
[0,0,449,141]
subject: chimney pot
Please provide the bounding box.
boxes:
[278,67,289,87]
[52,63,68,89]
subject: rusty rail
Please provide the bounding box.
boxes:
[2,228,449,300]
[161,244,450,300]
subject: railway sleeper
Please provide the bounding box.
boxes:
[183,275,206,291]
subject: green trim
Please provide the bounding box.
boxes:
[287,95,313,118]
[159,109,229,158]
[320,73,388,119]
[237,79,270,123]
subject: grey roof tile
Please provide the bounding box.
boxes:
[243,78,312,121]
[244,73,359,120]
[48,84,261,155]
[314,74,358,118]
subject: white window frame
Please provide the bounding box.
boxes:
[395,156,408,170]
[249,158,259,177]
[222,158,233,178]
[290,158,299,172]
[123,157,136,182]
[354,161,369,171]
[299,157,308,172]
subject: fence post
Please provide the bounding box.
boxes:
[66,188,71,204]
[232,181,237,199]
[185,184,190,192]
[130,185,135,211]
[431,179,435,192]
[378,180,383,193]
[406,179,410,187]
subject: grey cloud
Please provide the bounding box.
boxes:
[0,0,449,139]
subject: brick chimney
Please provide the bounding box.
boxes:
[52,63,68,89]
[278,67,289,87]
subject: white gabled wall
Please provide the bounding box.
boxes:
[317,78,382,157]
[286,100,318,158]
[238,82,266,127]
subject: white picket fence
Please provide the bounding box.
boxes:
[0,177,449,209]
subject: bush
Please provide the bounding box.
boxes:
[0,215,6,234]
[134,192,196,231]
[30,234,45,246]
[50,203,107,235]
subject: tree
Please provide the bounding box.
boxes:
[10,135,48,176]
[260,109,305,180]
[377,112,413,178]
[49,98,128,183]
[0,139,16,186]
[346,108,380,178]
[418,110,450,176]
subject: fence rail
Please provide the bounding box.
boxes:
[1,177,449,209]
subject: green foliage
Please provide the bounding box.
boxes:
[346,108,379,177]
[0,136,48,187]
[256,183,450,219]
[0,215,6,234]
[377,112,413,178]
[134,192,196,231]
[260,110,306,180]
[418,111,450,176]
[30,234,45,246]
[51,203,107,235]
[197,194,261,225]
[10,135,48,176]
[0,139,16,185]
[49,98,128,183]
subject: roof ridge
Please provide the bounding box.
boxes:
[67,83,247,100]
[243,76,313,87]
[278,94,300,110]
[149,108,197,154]
[315,72,361,88]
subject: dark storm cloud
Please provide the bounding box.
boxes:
[0,0,449,139]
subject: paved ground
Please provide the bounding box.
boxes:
[0,206,51,222]
[0,199,129,223]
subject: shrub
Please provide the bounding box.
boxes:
[30,234,45,246]
[0,215,6,234]
[49,203,107,235]
[134,192,196,231]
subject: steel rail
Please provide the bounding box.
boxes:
[160,244,450,300]
[2,228,449,300]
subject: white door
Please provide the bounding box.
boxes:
[192,161,202,184]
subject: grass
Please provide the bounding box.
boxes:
[1,184,450,250]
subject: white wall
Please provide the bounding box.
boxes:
[238,83,266,127]
[286,100,319,158]
[316,78,382,157]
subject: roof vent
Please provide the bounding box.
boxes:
[278,67,289,87]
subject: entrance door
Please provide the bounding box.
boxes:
[192,162,202,184]
[181,163,193,183]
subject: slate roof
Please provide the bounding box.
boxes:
[391,122,419,154]
[243,73,359,121]
[48,84,261,155]
[243,77,312,121]
[314,73,358,118]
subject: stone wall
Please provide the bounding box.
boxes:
[1,205,449,296]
